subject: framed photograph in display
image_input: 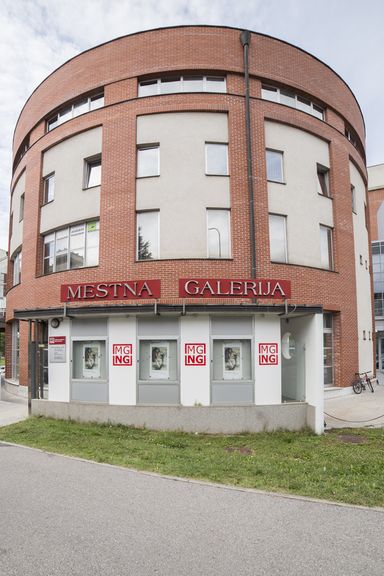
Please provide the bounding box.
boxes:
[82,344,101,379]
[150,341,169,379]
[223,342,242,380]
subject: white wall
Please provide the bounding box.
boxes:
[109,317,137,405]
[10,171,25,256]
[265,121,333,268]
[137,112,230,259]
[350,162,374,373]
[40,127,102,233]
[48,319,71,402]
[254,315,281,404]
[180,316,210,406]
[368,163,384,191]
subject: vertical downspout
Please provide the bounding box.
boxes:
[240,30,257,279]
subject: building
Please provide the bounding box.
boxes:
[368,164,384,369]
[0,249,7,359]
[5,26,373,434]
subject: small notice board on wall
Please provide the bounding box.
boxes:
[49,336,66,363]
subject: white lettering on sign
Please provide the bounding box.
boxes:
[184,343,207,366]
[258,343,279,365]
[112,344,133,366]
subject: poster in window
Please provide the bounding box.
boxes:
[83,344,101,379]
[150,342,169,379]
[223,342,242,380]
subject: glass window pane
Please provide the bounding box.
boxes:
[137,146,160,177]
[72,340,106,380]
[312,104,324,119]
[269,214,287,263]
[212,340,252,381]
[317,167,329,196]
[160,77,181,94]
[137,212,159,260]
[266,150,284,182]
[69,224,85,268]
[55,231,68,271]
[73,99,88,117]
[86,221,99,266]
[139,340,177,381]
[47,115,58,131]
[183,76,204,92]
[320,226,333,269]
[87,160,101,187]
[296,95,312,113]
[261,85,278,102]
[372,243,380,255]
[138,80,158,96]
[207,209,230,258]
[205,76,226,92]
[205,143,228,175]
[90,94,104,110]
[280,90,295,107]
[324,367,333,385]
[58,106,72,124]
[44,174,55,203]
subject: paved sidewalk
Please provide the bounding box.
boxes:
[325,373,384,429]
[0,381,28,427]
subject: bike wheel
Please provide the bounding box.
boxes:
[368,379,374,393]
[353,380,363,394]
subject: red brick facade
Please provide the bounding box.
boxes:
[6,26,368,389]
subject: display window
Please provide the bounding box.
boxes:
[212,340,252,381]
[139,340,177,381]
[72,340,107,380]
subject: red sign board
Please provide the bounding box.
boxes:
[258,343,279,365]
[179,279,291,299]
[49,336,66,345]
[61,280,161,302]
[184,343,207,366]
[112,344,133,366]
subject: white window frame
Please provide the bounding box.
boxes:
[261,84,324,120]
[43,221,99,274]
[136,211,160,260]
[46,92,104,132]
[266,149,284,183]
[207,209,231,259]
[12,250,22,285]
[205,143,229,176]
[320,225,334,270]
[269,213,288,263]
[138,75,226,97]
[317,164,330,197]
[84,155,102,189]
[137,145,160,178]
[43,173,55,204]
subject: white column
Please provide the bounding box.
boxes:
[254,316,282,405]
[108,317,137,405]
[48,318,71,402]
[180,316,210,406]
[304,313,324,434]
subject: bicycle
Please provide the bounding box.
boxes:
[353,372,374,394]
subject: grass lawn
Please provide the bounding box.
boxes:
[0,417,383,507]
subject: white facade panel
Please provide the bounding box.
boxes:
[180,316,210,406]
[350,162,374,374]
[108,317,137,405]
[40,127,102,233]
[48,319,71,402]
[254,316,281,405]
[265,121,333,268]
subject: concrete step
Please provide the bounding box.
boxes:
[324,386,353,399]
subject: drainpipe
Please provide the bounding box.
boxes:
[240,30,257,280]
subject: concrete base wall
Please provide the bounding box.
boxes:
[31,400,313,434]
[3,379,28,398]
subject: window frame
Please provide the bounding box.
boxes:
[83,155,102,189]
[43,172,55,205]
[351,184,357,214]
[266,149,285,184]
[320,224,334,270]
[207,208,231,259]
[317,164,330,197]
[136,210,160,261]
[42,220,99,275]
[46,91,104,132]
[19,194,25,222]
[12,249,22,286]
[205,142,229,176]
[138,75,227,97]
[261,84,324,120]
[269,213,288,263]
[137,145,160,178]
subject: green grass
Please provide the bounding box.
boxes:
[0,417,383,507]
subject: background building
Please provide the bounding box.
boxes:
[5,26,373,433]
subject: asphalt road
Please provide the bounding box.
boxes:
[0,443,383,576]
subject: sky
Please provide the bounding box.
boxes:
[1,0,384,251]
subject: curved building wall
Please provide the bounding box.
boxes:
[5,26,373,432]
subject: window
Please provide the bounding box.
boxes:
[19,194,25,221]
[139,340,178,381]
[207,209,231,258]
[43,221,99,274]
[138,75,226,97]
[212,339,252,381]
[323,313,333,386]
[84,156,102,188]
[351,184,357,213]
[137,146,160,177]
[72,340,107,380]
[320,225,333,270]
[12,321,20,381]
[43,173,55,204]
[12,250,22,285]
[317,164,330,197]
[137,211,159,260]
[266,150,284,183]
[205,143,228,175]
[46,92,104,131]
[261,84,324,120]
[269,214,288,263]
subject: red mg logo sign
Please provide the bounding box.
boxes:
[112,344,133,366]
[184,343,206,366]
[258,343,279,365]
